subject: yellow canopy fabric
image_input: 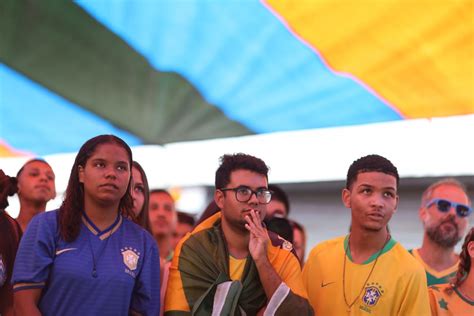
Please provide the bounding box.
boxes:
[266,0,474,118]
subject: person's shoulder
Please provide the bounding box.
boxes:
[122,217,155,241]
[390,242,426,274]
[20,210,59,241]
[31,209,59,227]
[308,236,345,258]
[312,236,345,252]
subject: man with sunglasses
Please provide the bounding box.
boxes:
[164,153,313,315]
[411,178,472,286]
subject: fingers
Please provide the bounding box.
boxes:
[245,209,262,232]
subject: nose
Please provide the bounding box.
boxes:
[247,191,259,205]
[447,205,457,217]
[104,166,117,179]
[39,172,48,182]
[370,194,384,208]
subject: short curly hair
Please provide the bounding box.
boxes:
[215,153,269,189]
[346,154,399,190]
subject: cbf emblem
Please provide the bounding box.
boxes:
[362,283,384,307]
[121,247,140,271]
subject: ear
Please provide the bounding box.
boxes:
[215,190,225,209]
[78,165,85,184]
[467,241,474,258]
[419,205,428,222]
[341,188,351,209]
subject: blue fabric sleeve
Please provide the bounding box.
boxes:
[12,212,57,291]
[130,236,161,315]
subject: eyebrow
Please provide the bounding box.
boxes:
[358,183,396,191]
[91,158,128,165]
[238,185,268,190]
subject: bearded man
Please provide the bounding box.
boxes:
[411,178,472,285]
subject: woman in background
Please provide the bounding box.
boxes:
[428,227,474,315]
[0,170,22,316]
[12,135,160,316]
[15,159,56,232]
[131,161,151,233]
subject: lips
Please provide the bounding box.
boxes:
[367,212,384,220]
[34,185,51,191]
[99,183,119,190]
[440,219,457,232]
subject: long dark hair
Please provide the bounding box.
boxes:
[58,135,133,242]
[0,170,22,299]
[452,227,474,288]
[132,161,151,233]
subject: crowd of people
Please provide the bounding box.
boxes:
[0,134,472,315]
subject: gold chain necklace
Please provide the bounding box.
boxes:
[342,234,390,313]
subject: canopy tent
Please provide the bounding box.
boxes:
[1,0,473,183]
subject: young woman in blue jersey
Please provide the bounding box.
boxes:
[131,161,151,233]
[12,135,160,316]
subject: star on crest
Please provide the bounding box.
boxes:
[438,298,448,310]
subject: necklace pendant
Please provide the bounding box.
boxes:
[92,270,97,278]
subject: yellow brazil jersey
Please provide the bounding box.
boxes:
[229,255,247,281]
[410,248,458,286]
[302,235,431,316]
[429,283,474,316]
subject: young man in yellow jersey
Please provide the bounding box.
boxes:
[411,179,471,285]
[303,154,430,315]
[165,153,313,315]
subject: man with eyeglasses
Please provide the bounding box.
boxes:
[410,178,472,286]
[164,153,313,315]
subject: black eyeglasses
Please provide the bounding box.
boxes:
[219,186,272,204]
[426,198,472,218]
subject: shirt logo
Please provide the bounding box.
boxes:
[277,235,293,251]
[282,240,293,251]
[121,247,140,271]
[55,248,77,256]
[321,281,335,287]
[362,283,384,307]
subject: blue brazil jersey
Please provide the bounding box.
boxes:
[12,210,160,316]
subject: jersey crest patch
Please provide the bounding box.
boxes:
[0,254,6,287]
[276,235,293,251]
[362,283,384,307]
[121,247,140,271]
[282,240,293,251]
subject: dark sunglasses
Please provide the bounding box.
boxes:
[426,198,472,218]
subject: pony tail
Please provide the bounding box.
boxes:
[0,170,18,209]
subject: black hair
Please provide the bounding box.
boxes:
[16,158,52,178]
[215,153,269,189]
[177,211,196,227]
[346,154,399,190]
[268,184,290,215]
[265,217,294,243]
